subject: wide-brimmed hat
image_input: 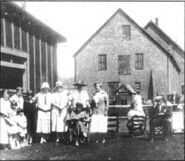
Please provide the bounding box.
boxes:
[41,82,50,89]
[154,96,162,101]
[73,81,87,87]
[55,81,63,88]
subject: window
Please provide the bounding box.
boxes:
[98,54,107,71]
[14,24,20,50]
[135,82,141,93]
[118,55,131,75]
[135,53,144,70]
[182,85,185,95]
[122,25,131,40]
[108,82,119,100]
[22,29,27,52]
[6,20,12,48]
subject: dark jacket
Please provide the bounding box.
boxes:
[150,104,172,120]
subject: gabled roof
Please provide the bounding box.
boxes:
[1,2,66,43]
[73,8,180,72]
[145,21,184,58]
[114,84,136,94]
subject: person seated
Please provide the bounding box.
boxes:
[127,101,146,135]
[67,102,90,146]
[149,96,172,142]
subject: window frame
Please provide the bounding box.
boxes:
[98,54,107,71]
[122,25,131,41]
[135,53,144,70]
[118,55,131,75]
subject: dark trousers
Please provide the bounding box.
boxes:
[149,116,171,139]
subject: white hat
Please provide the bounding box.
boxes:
[41,82,50,89]
[55,81,63,88]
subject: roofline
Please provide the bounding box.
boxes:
[1,2,66,43]
[145,21,184,58]
[73,8,121,58]
[73,8,180,72]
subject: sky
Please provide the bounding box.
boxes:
[16,2,185,79]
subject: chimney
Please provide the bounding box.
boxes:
[155,18,159,27]
[22,2,26,10]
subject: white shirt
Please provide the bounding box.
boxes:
[52,90,69,110]
[10,94,24,110]
[0,98,11,116]
[33,92,52,110]
[72,90,89,108]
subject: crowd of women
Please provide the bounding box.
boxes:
[0,80,109,149]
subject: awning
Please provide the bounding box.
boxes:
[115,83,136,94]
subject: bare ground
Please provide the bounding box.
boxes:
[0,133,184,160]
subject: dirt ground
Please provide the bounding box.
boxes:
[0,133,184,160]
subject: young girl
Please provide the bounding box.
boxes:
[15,108,27,148]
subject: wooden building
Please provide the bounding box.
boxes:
[0,2,66,94]
[73,8,184,104]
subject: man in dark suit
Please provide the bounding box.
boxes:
[149,96,172,142]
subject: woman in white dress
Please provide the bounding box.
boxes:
[51,81,69,144]
[90,83,109,144]
[0,89,19,149]
[31,82,52,143]
[0,89,11,149]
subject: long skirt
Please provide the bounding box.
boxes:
[36,111,51,134]
[90,114,108,133]
[51,108,68,132]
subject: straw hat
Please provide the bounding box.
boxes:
[73,81,87,87]
[41,82,50,89]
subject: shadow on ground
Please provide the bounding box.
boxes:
[0,133,184,160]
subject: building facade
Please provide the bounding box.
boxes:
[74,9,184,103]
[0,2,66,94]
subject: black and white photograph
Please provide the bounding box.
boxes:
[0,1,184,160]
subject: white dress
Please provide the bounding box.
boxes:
[0,98,11,144]
[15,114,27,137]
[133,94,144,113]
[90,90,109,133]
[33,92,52,134]
[51,91,69,132]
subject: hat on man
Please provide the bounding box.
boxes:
[73,81,87,87]
[41,82,50,89]
[154,96,163,101]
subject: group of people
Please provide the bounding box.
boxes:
[0,80,109,149]
[126,92,183,142]
[0,81,183,150]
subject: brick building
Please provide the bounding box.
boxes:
[73,8,184,104]
[0,2,66,94]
